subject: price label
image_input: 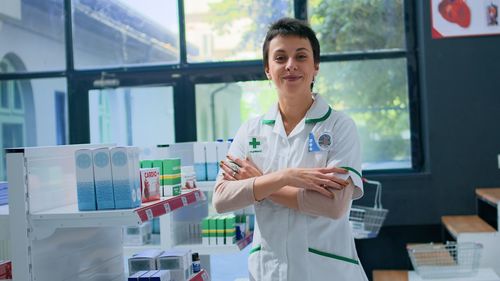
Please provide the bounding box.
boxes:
[181,196,188,206]
[164,203,171,213]
[194,191,201,202]
[145,209,153,221]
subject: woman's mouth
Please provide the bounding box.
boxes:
[282,75,301,81]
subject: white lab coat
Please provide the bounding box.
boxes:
[228,94,368,281]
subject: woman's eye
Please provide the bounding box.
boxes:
[297,54,307,60]
[274,56,285,62]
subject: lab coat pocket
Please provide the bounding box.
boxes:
[307,247,362,281]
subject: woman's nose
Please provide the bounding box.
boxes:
[286,59,297,71]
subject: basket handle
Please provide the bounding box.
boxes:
[362,178,383,209]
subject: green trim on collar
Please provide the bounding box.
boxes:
[305,106,332,124]
[308,248,359,265]
[340,166,362,179]
[262,120,276,125]
[249,245,261,254]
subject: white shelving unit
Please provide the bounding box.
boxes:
[6,144,206,281]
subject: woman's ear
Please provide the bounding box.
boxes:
[314,64,319,76]
[265,67,271,79]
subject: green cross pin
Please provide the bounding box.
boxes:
[249,137,261,149]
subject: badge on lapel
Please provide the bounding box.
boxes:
[308,132,333,152]
[248,136,263,153]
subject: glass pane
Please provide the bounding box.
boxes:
[0,78,68,181]
[89,86,175,147]
[0,0,66,72]
[72,0,180,69]
[196,81,277,141]
[316,59,411,170]
[309,0,405,53]
[185,0,294,63]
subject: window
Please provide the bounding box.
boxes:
[71,0,180,69]
[89,86,175,147]
[0,77,67,181]
[185,0,294,62]
[196,81,277,141]
[0,0,66,72]
[307,0,413,170]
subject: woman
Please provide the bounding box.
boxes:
[213,17,368,281]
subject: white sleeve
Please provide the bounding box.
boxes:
[326,115,364,200]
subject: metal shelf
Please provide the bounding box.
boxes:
[174,231,253,255]
[30,189,205,229]
[0,205,8,240]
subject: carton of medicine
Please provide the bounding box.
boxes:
[111,147,140,209]
[205,142,218,181]
[93,148,115,210]
[140,167,161,203]
[75,149,97,211]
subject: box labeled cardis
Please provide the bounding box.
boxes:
[93,148,115,210]
[111,147,141,209]
[140,167,161,203]
[75,149,96,211]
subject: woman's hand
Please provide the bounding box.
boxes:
[219,155,263,181]
[281,167,349,198]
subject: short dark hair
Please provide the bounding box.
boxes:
[262,17,320,69]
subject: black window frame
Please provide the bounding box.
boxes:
[0,0,421,174]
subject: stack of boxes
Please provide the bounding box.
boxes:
[0,182,7,206]
[128,249,192,281]
[154,141,230,183]
[75,147,142,211]
[201,214,236,246]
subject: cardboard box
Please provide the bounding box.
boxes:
[140,168,161,203]
[75,149,97,211]
[93,148,115,210]
[111,147,141,209]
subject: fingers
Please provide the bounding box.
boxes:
[222,172,236,181]
[227,155,245,167]
[220,161,237,179]
[317,166,348,174]
[310,185,334,198]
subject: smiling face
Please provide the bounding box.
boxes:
[265,35,319,99]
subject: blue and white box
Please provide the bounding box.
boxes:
[111,147,141,209]
[205,142,218,181]
[128,271,148,281]
[92,148,115,210]
[138,270,158,281]
[193,143,206,181]
[215,140,228,175]
[75,149,96,211]
[150,270,171,281]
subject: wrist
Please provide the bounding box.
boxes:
[278,168,290,187]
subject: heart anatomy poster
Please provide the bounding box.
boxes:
[431,0,500,38]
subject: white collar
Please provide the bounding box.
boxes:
[262,93,332,125]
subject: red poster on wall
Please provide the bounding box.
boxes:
[431,0,500,38]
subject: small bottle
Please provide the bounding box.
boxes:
[192,252,201,273]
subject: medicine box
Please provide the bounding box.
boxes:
[93,148,115,210]
[138,270,158,281]
[193,142,206,181]
[162,158,181,197]
[123,221,152,246]
[74,149,96,211]
[216,215,225,245]
[225,214,236,244]
[215,140,228,175]
[128,249,163,275]
[205,142,218,181]
[158,249,191,281]
[209,215,217,245]
[128,271,148,281]
[202,217,210,245]
[140,168,161,203]
[150,270,171,281]
[111,147,141,209]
